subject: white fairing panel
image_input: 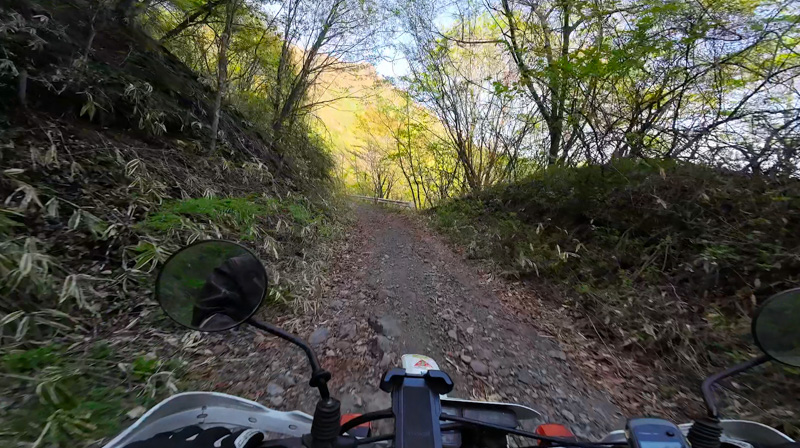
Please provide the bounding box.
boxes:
[102,392,313,448]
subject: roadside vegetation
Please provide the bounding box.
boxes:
[0,0,361,445]
[431,160,800,433]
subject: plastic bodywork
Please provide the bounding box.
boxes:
[102,392,543,448]
[601,420,794,447]
[102,392,313,448]
[104,391,794,448]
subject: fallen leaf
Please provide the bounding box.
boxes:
[126,406,146,420]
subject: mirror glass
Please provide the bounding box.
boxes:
[752,288,800,367]
[156,240,267,331]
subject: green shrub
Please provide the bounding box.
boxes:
[431,159,800,363]
[142,197,268,232]
[3,346,61,373]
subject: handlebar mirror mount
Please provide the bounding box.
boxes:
[689,288,800,448]
[695,287,800,422]
[154,240,333,403]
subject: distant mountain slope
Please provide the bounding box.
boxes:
[310,62,404,182]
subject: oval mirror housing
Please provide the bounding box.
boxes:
[752,288,800,367]
[155,240,267,332]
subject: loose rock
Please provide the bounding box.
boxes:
[372,316,401,338]
[518,370,534,385]
[267,382,285,396]
[341,323,357,340]
[376,335,392,354]
[470,360,488,376]
[281,374,296,387]
[379,353,392,369]
[309,327,329,345]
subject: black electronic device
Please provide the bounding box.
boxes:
[626,418,689,448]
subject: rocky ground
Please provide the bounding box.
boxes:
[190,203,626,439]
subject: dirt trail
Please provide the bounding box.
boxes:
[202,203,624,438]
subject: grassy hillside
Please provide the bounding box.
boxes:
[0,1,340,445]
[431,159,800,431]
[312,63,378,151]
[311,62,408,193]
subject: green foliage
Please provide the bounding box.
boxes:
[0,343,182,448]
[143,197,267,232]
[141,196,326,235]
[3,346,60,373]
[287,202,313,225]
[432,159,800,363]
[132,356,160,380]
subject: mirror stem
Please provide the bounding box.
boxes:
[702,354,769,418]
[247,318,332,399]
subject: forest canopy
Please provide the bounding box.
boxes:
[342,0,799,206]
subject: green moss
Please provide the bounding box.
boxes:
[3,345,61,373]
[141,197,269,232]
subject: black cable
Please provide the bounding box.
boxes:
[440,414,628,448]
[352,434,393,446]
[350,423,462,446]
[339,409,394,435]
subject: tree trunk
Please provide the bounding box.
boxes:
[210,0,237,153]
[548,121,561,165]
[18,68,27,109]
[160,0,225,42]
[272,0,341,134]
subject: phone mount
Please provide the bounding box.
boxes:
[380,368,454,448]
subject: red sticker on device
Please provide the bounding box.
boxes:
[414,359,433,368]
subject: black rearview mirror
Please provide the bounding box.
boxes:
[155,240,267,332]
[752,288,800,367]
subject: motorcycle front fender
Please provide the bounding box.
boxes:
[102,392,313,448]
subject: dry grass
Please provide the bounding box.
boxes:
[430,159,800,436]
